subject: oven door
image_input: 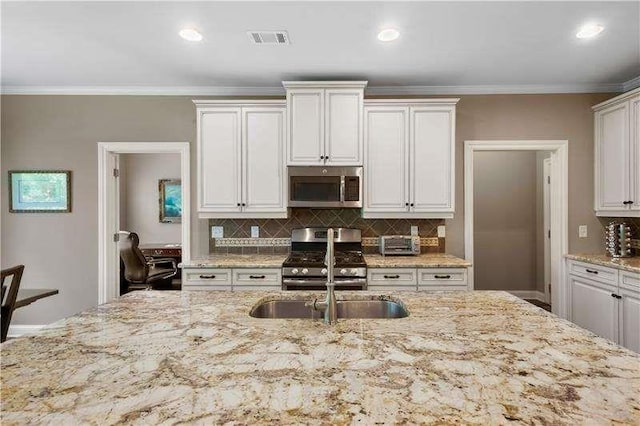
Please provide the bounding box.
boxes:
[288,166,362,208]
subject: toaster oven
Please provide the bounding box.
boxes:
[379,235,421,256]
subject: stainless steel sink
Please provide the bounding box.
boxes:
[249,299,409,319]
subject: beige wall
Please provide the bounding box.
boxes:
[474,151,538,291]
[120,153,181,244]
[1,92,615,325]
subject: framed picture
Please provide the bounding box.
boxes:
[9,170,72,213]
[159,179,181,223]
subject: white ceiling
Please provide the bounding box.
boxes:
[2,1,639,95]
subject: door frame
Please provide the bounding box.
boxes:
[98,142,190,305]
[543,157,552,304]
[464,140,569,318]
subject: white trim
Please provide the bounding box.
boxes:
[622,75,640,92]
[364,98,460,106]
[508,290,547,302]
[1,82,625,97]
[7,324,45,338]
[193,99,286,106]
[98,142,190,305]
[592,86,640,110]
[282,81,368,89]
[464,140,569,319]
[543,157,552,305]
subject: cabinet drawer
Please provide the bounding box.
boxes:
[418,268,468,288]
[233,269,282,287]
[183,268,232,288]
[620,270,640,291]
[567,260,618,285]
[367,268,417,288]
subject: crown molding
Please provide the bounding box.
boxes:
[622,75,640,92]
[0,82,626,96]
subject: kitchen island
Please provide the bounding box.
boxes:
[1,291,639,424]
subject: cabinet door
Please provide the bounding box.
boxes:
[410,106,455,213]
[198,108,242,212]
[595,101,630,211]
[363,106,410,213]
[569,275,618,342]
[287,89,324,165]
[325,89,363,165]
[242,107,286,214]
[619,286,640,353]
[630,95,640,211]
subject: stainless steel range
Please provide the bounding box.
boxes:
[282,228,367,290]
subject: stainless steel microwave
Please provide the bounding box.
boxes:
[288,166,362,208]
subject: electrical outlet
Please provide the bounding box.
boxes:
[437,225,446,238]
[578,225,588,238]
[211,226,223,239]
[251,226,260,238]
[410,226,418,236]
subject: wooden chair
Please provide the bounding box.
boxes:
[1,265,25,343]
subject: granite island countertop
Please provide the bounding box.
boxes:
[182,254,287,268]
[2,290,639,424]
[565,254,640,274]
[364,253,472,268]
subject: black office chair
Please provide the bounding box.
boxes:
[118,232,177,292]
[1,265,25,343]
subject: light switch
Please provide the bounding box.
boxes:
[437,225,446,238]
[410,226,418,236]
[212,226,224,239]
[251,226,260,238]
[578,225,588,238]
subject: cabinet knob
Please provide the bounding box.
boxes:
[410,203,414,207]
[405,202,409,206]
[237,203,241,207]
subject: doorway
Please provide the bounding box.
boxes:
[464,140,569,319]
[98,142,190,304]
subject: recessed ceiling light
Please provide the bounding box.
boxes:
[377,28,400,42]
[179,28,203,42]
[576,23,604,39]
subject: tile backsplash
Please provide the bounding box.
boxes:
[209,208,445,254]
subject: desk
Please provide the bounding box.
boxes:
[139,243,182,258]
[15,289,59,309]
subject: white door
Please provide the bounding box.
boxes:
[596,101,630,211]
[363,106,410,213]
[324,89,363,165]
[569,275,618,342]
[410,106,455,213]
[198,108,242,212]
[543,158,551,304]
[619,286,640,352]
[630,95,640,211]
[287,89,324,165]
[242,107,286,213]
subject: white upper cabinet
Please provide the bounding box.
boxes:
[194,101,287,218]
[363,99,458,219]
[594,88,640,217]
[284,81,366,166]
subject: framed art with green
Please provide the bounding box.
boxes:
[9,170,72,213]
[159,179,181,223]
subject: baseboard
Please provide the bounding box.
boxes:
[7,324,46,338]
[507,290,547,302]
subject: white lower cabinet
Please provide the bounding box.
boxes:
[567,259,640,352]
[417,268,468,291]
[183,268,281,291]
[367,267,468,291]
[367,268,417,291]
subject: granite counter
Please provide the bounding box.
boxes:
[364,253,471,268]
[565,254,640,274]
[1,290,638,424]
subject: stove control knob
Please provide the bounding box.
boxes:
[291,268,299,275]
[340,268,347,275]
[351,269,359,275]
[301,268,309,275]
[321,268,327,275]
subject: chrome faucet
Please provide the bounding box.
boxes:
[306,228,338,324]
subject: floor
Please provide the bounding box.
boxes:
[525,299,552,312]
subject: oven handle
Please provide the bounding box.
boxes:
[340,176,346,205]
[282,278,367,285]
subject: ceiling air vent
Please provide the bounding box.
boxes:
[247,30,290,45]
